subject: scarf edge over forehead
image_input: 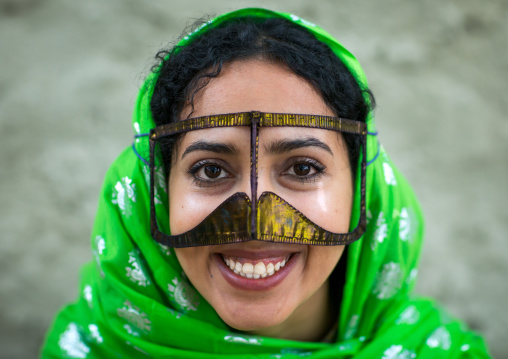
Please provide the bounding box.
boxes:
[41,7,492,359]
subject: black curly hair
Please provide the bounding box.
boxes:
[149,15,375,174]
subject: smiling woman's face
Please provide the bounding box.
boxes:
[168,59,353,341]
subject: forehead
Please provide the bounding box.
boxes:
[181,59,336,120]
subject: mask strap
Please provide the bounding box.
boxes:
[250,112,260,238]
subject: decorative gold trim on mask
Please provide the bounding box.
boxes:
[151,111,366,140]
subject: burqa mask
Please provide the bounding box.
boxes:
[149,111,367,248]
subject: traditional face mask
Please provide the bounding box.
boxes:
[149,111,367,247]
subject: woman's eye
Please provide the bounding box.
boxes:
[282,158,325,183]
[196,164,229,180]
[188,160,233,187]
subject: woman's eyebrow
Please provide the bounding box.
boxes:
[264,137,333,156]
[181,141,238,159]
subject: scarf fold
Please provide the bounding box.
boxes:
[41,8,490,359]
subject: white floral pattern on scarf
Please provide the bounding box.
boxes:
[125,250,151,287]
[396,305,420,325]
[382,345,416,359]
[383,162,397,186]
[372,211,388,250]
[117,300,152,333]
[426,326,452,350]
[83,285,93,308]
[168,276,199,312]
[112,176,136,216]
[373,262,403,300]
[88,324,103,344]
[224,334,263,345]
[58,323,90,358]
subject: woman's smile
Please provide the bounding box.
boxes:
[214,247,299,290]
[221,253,291,279]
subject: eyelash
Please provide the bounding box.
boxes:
[187,160,232,188]
[281,158,326,183]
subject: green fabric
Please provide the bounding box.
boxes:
[41,8,491,359]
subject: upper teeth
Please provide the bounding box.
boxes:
[223,256,289,279]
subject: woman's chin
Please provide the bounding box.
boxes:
[216,300,293,333]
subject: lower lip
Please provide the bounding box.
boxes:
[214,253,298,291]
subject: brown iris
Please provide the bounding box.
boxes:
[204,165,222,178]
[294,163,311,176]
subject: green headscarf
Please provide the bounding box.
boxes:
[41,8,491,359]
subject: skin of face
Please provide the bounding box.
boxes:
[168,59,353,342]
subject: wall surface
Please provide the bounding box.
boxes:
[1,0,506,358]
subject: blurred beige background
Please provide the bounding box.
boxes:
[1,0,506,358]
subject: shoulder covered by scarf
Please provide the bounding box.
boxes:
[41,8,491,359]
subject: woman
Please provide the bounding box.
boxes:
[41,8,491,358]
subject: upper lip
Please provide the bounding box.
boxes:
[212,243,305,260]
[216,249,294,260]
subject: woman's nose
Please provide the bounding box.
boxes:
[257,165,278,198]
[237,163,277,201]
